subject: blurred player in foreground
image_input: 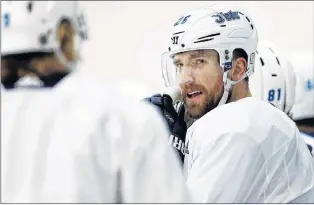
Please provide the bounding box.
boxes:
[145,4,314,203]
[249,42,313,155]
[1,1,189,203]
[290,52,314,154]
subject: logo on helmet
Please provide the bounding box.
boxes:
[212,10,240,24]
[223,62,232,71]
[4,13,10,28]
[174,15,191,26]
[305,79,314,91]
[249,53,256,64]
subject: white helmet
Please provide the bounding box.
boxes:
[1,1,88,69]
[161,4,258,106]
[290,52,314,121]
[249,41,296,116]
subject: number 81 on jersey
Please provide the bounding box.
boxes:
[268,88,281,102]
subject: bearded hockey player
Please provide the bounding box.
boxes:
[145,4,314,203]
[1,1,189,203]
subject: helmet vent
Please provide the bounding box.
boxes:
[245,16,251,22]
[275,57,281,65]
[272,74,277,77]
[194,33,220,44]
[197,33,220,40]
[269,47,275,53]
[220,25,226,27]
[260,57,265,66]
[27,1,33,13]
[173,31,185,35]
[194,38,214,44]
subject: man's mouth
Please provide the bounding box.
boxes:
[187,90,203,99]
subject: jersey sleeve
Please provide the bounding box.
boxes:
[106,102,191,203]
[186,132,265,203]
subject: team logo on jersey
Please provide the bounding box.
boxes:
[3,13,10,28]
[212,10,240,24]
[168,134,189,155]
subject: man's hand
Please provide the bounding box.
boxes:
[143,94,187,163]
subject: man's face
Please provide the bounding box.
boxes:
[173,50,224,119]
[1,58,10,79]
[1,54,68,77]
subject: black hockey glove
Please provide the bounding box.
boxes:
[143,94,188,163]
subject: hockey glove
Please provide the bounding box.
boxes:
[143,94,188,163]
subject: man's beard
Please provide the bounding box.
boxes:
[183,85,232,120]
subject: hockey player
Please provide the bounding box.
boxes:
[1,1,88,89]
[290,52,314,154]
[145,4,314,203]
[249,42,313,155]
[1,1,189,203]
[249,42,296,116]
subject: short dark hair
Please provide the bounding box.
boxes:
[232,48,249,82]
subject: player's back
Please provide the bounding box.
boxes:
[1,75,189,203]
[185,97,313,203]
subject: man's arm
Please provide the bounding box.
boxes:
[101,102,191,203]
[126,109,190,202]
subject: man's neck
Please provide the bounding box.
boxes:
[229,82,251,103]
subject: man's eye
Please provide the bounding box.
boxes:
[196,59,206,64]
[175,63,183,68]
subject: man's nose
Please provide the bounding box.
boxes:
[178,66,195,85]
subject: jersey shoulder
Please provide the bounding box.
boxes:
[3,74,167,150]
[197,97,295,134]
[58,73,165,129]
[190,97,297,157]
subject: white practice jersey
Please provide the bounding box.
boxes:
[184,97,314,203]
[1,73,190,203]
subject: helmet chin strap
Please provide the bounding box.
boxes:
[217,71,249,106]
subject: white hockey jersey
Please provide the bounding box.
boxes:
[1,73,190,203]
[184,97,314,203]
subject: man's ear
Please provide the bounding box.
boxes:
[230,57,247,81]
[57,19,75,62]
